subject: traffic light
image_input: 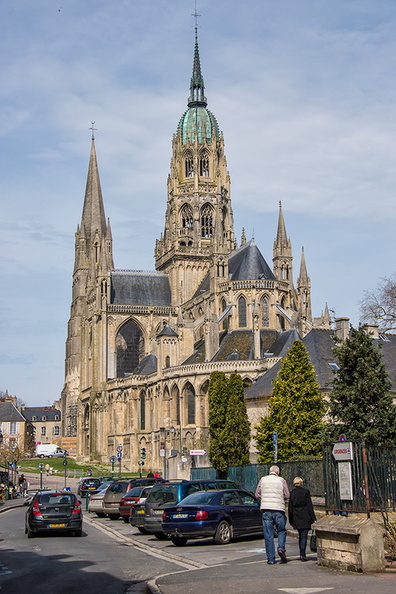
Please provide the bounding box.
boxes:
[140,447,146,459]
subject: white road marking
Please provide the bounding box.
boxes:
[278,589,334,594]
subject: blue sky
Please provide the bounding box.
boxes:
[1,0,396,406]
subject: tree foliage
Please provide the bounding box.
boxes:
[325,326,396,445]
[255,340,325,463]
[359,274,396,333]
[208,371,251,473]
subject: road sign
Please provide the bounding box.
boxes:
[339,434,347,441]
[332,441,353,461]
[116,451,122,459]
[138,460,145,466]
[38,463,44,470]
[109,455,116,464]
[116,444,123,453]
[190,450,206,456]
[272,432,278,444]
[62,459,68,466]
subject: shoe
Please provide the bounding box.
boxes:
[277,549,287,563]
[300,555,307,562]
[267,560,276,564]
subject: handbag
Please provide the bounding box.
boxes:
[310,530,317,552]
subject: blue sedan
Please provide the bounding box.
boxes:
[161,488,263,546]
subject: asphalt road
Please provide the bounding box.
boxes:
[0,506,182,594]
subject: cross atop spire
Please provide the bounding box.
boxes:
[191,0,200,29]
[89,121,97,140]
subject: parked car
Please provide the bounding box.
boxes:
[143,479,240,539]
[25,490,83,538]
[88,482,113,517]
[119,485,153,523]
[162,488,262,546]
[102,478,163,520]
[78,477,102,497]
[129,501,147,533]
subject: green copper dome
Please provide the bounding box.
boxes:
[178,106,219,144]
[177,29,220,145]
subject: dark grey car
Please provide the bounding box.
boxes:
[25,490,83,538]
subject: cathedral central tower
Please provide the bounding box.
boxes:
[155,29,235,306]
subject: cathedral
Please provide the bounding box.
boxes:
[61,30,327,471]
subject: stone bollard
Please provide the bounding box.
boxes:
[313,515,385,572]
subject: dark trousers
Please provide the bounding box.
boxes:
[298,528,308,555]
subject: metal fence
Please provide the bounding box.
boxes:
[323,441,396,514]
[191,459,324,496]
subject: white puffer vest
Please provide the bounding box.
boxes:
[258,473,287,512]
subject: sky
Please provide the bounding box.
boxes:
[1,0,396,407]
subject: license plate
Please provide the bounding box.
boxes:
[153,510,163,515]
[173,513,188,518]
[49,523,66,528]
[137,510,145,515]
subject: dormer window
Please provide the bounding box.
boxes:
[41,416,46,421]
[32,416,37,422]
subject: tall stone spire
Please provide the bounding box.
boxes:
[297,246,312,322]
[80,139,107,245]
[273,201,292,282]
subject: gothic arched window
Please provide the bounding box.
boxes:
[201,204,213,238]
[140,391,146,430]
[199,150,209,177]
[180,204,193,229]
[184,382,196,425]
[238,296,247,328]
[185,151,194,177]
[261,295,269,327]
[116,319,144,378]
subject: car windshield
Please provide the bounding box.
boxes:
[37,493,75,505]
[97,481,112,491]
[125,487,145,497]
[178,491,217,506]
[83,479,100,486]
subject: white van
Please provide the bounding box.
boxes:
[35,444,67,458]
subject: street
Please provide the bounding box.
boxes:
[0,505,181,593]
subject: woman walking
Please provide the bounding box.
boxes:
[288,476,316,561]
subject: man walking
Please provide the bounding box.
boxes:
[255,465,290,565]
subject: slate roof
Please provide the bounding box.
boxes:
[0,402,27,422]
[228,240,276,281]
[22,407,61,422]
[372,333,396,392]
[111,271,171,306]
[157,325,178,338]
[132,353,157,375]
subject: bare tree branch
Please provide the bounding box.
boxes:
[359,274,396,333]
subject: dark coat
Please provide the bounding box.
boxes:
[288,486,316,530]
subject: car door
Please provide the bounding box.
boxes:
[237,490,262,533]
[220,490,248,536]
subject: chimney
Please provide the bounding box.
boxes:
[362,324,379,339]
[335,317,350,341]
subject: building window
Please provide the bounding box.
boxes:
[9,422,17,435]
[53,426,60,436]
[116,319,144,378]
[32,416,37,421]
[238,296,247,328]
[41,416,46,421]
[185,383,195,425]
[180,204,193,229]
[41,427,46,436]
[185,151,194,177]
[201,204,213,238]
[261,295,269,327]
[165,356,170,368]
[140,391,146,431]
[199,150,209,177]
[54,415,60,421]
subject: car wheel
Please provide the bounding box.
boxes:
[27,527,35,539]
[96,512,106,518]
[122,516,129,523]
[153,532,168,540]
[214,520,232,545]
[74,529,83,537]
[170,535,188,546]
[137,527,148,534]
[108,514,119,520]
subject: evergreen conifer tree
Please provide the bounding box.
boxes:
[255,340,325,463]
[208,371,229,473]
[223,373,251,467]
[326,326,396,445]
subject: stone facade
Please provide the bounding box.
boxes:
[61,30,322,472]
